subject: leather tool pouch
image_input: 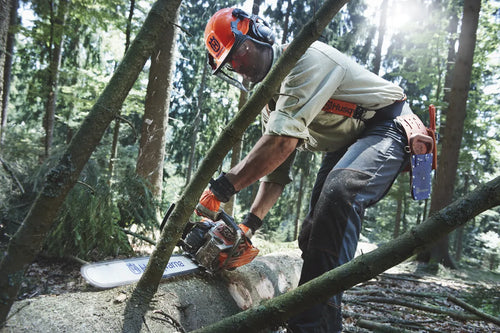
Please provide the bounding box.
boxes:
[396,105,437,200]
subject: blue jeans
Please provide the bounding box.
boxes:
[288,116,409,333]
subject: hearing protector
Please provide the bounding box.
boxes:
[231,8,275,46]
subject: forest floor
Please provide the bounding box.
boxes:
[5,241,500,332]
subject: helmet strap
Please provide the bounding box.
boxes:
[215,69,249,92]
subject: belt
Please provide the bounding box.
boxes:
[321,96,407,121]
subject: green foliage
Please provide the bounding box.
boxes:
[2,0,499,268]
[44,179,132,260]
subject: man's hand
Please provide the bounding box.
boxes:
[195,173,237,220]
[195,189,221,220]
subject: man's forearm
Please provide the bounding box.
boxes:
[226,134,298,191]
[250,181,285,220]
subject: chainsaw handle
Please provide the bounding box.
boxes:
[219,210,240,233]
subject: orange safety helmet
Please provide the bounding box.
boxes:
[204,8,275,74]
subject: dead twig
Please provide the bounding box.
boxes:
[151,310,186,333]
[119,228,156,245]
[2,301,31,326]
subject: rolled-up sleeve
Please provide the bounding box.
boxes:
[264,45,347,146]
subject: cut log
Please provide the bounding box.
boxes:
[2,251,302,332]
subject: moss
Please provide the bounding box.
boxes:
[42,154,76,198]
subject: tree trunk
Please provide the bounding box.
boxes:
[124,1,351,332]
[454,174,469,261]
[443,0,460,107]
[0,0,17,148]
[109,0,135,179]
[136,5,178,198]
[185,59,208,186]
[0,0,13,114]
[418,0,481,269]
[192,176,500,333]
[0,0,183,324]
[43,0,69,159]
[372,0,388,75]
[393,190,402,238]
[281,0,293,44]
[294,166,306,240]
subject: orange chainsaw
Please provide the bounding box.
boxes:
[81,207,259,288]
[180,209,259,273]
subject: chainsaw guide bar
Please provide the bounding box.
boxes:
[80,254,199,288]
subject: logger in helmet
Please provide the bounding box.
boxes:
[204,7,275,83]
[198,7,434,333]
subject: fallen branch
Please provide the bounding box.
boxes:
[344,310,431,329]
[356,319,412,333]
[448,295,500,327]
[119,228,156,245]
[380,273,424,283]
[355,296,480,321]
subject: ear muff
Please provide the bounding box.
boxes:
[232,8,275,45]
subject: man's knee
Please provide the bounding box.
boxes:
[322,168,372,204]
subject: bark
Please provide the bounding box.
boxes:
[0,0,13,100]
[0,0,17,148]
[0,0,183,325]
[191,176,500,333]
[419,0,481,268]
[42,0,69,159]
[136,4,178,198]
[372,0,388,75]
[109,0,135,179]
[124,0,351,331]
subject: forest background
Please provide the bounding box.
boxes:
[0,0,499,292]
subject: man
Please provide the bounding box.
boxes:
[198,7,427,333]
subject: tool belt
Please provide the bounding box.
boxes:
[322,98,437,200]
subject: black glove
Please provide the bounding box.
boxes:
[240,212,263,238]
[209,173,237,203]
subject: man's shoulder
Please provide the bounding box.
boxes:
[308,41,344,58]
